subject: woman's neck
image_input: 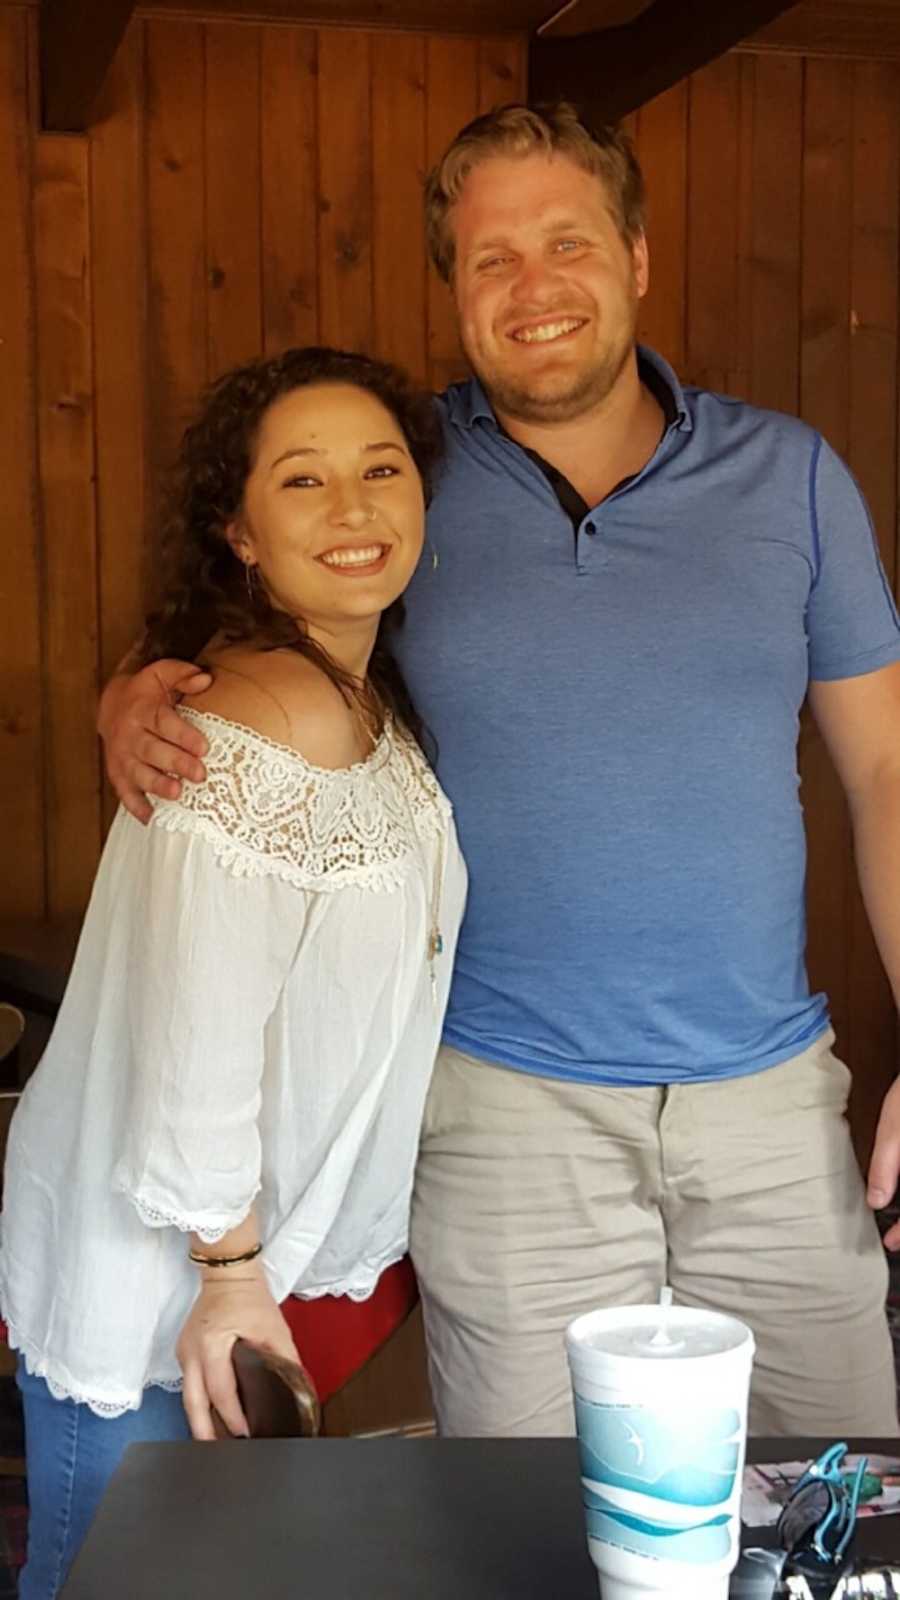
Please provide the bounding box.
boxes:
[304,617,379,681]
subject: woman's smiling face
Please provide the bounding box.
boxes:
[229,380,426,634]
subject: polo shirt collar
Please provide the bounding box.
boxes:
[444,343,692,435]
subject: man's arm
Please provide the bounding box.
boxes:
[98,655,213,824]
[809,659,900,1246]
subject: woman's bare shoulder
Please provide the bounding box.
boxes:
[188,647,363,770]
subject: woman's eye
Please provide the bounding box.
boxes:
[283,475,320,489]
[365,464,399,480]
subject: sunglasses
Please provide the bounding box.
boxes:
[776,1443,867,1574]
[736,1445,887,1599]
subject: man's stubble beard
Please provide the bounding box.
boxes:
[463,305,639,427]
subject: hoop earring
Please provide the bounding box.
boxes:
[244,561,257,604]
[427,540,439,573]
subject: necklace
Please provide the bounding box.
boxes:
[357,684,446,1005]
[396,731,446,1007]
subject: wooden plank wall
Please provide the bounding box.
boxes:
[0,4,525,912]
[624,56,900,1157]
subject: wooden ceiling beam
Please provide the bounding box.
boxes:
[40,0,136,131]
[529,0,797,123]
[745,1,900,60]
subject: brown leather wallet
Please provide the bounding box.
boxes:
[211,1338,321,1439]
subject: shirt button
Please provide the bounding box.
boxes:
[584,521,596,535]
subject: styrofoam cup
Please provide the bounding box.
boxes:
[566,1303,755,1600]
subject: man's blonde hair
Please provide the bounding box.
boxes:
[424,101,646,285]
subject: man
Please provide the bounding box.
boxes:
[101,103,900,1439]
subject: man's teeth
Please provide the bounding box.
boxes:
[320,544,385,568]
[512,319,583,344]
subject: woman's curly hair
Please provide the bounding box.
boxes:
[139,346,444,750]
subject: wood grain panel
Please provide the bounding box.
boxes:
[425,36,479,393]
[205,21,263,373]
[848,62,899,575]
[477,34,525,113]
[799,59,854,1056]
[260,24,318,354]
[145,18,207,515]
[0,7,44,919]
[317,29,372,351]
[744,53,802,411]
[90,20,148,796]
[372,32,427,381]
[800,60,853,453]
[685,54,741,392]
[845,60,900,1153]
[732,54,755,401]
[634,82,687,370]
[33,135,102,916]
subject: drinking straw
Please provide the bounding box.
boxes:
[649,1284,675,1349]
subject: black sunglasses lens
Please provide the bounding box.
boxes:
[777,1480,834,1553]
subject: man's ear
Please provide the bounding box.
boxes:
[632,230,650,301]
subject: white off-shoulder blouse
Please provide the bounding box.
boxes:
[0,710,466,1416]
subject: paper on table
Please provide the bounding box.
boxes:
[741,1455,900,1528]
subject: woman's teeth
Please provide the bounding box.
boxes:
[319,544,385,568]
[512,318,584,344]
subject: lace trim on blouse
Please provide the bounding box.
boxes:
[149,710,450,893]
[119,1185,261,1245]
[3,1317,183,1418]
[4,1242,409,1417]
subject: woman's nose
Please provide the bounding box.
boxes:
[327,488,374,529]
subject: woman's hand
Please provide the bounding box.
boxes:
[98,659,212,824]
[176,1267,299,1440]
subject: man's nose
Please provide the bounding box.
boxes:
[509,257,561,306]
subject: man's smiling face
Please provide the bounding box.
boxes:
[450,151,649,426]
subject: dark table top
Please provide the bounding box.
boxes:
[60,1435,900,1599]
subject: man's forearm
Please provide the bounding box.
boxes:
[97,666,138,740]
[848,770,900,1010]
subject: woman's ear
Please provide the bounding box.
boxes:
[225,518,254,567]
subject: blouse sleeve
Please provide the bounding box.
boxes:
[109,813,307,1241]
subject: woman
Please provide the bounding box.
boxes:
[0,347,467,1598]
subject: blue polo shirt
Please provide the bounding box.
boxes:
[394,348,900,1085]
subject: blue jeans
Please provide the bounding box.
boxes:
[16,1359,191,1599]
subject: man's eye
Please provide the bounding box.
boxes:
[479,256,509,271]
[556,239,584,253]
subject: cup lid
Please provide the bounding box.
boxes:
[566,1303,754,1364]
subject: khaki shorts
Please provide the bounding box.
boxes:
[410,1032,896,1437]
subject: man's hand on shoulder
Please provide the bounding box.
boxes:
[98,659,212,825]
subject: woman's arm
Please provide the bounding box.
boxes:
[177,1211,300,1440]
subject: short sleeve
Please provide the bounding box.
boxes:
[111,815,307,1241]
[807,435,900,681]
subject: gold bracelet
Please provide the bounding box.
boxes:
[188,1242,263,1268]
